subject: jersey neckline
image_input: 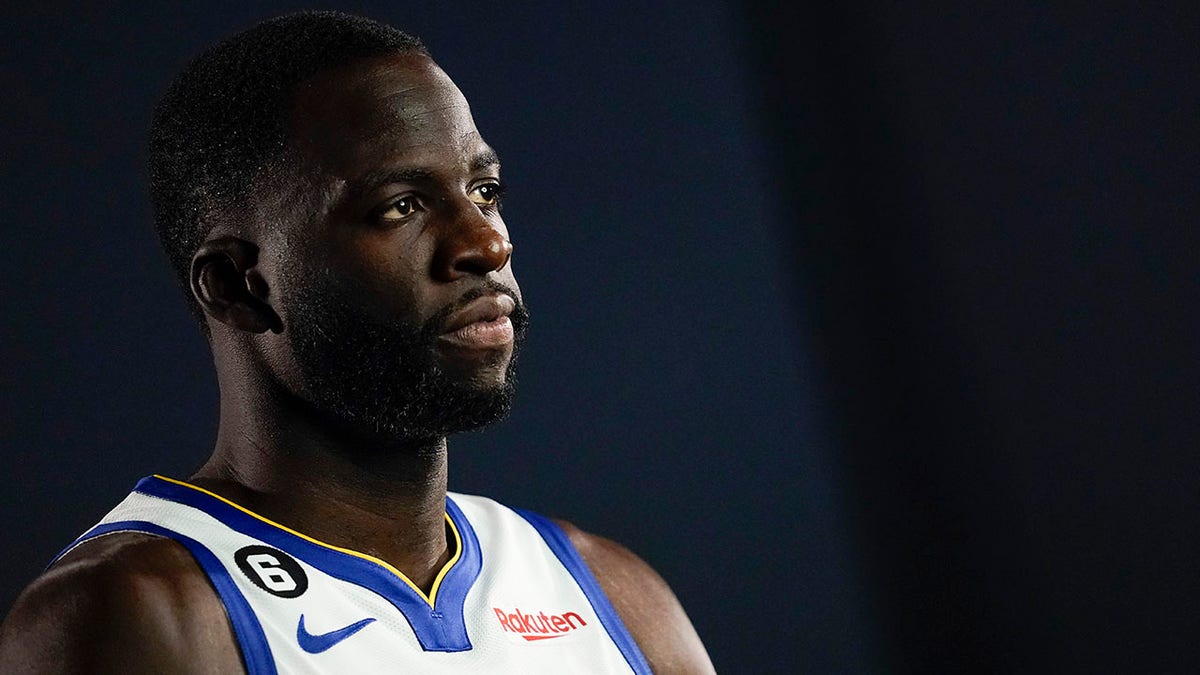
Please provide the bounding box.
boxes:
[148,475,461,606]
[135,474,482,652]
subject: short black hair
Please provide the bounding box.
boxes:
[149,11,427,324]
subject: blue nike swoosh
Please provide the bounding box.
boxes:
[297,614,377,654]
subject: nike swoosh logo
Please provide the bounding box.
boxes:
[296,614,377,654]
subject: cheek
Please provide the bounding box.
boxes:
[329,231,435,320]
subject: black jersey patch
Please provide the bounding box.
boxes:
[234,545,308,598]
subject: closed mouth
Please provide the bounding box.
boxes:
[438,294,516,349]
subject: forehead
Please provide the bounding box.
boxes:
[287,52,486,179]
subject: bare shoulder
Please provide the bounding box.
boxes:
[554,520,715,675]
[0,533,242,674]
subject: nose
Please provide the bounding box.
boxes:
[430,206,513,282]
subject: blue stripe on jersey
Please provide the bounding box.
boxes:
[439,495,483,641]
[51,520,278,675]
[512,509,653,675]
[133,476,482,652]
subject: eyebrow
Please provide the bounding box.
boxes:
[469,148,501,173]
[351,148,502,199]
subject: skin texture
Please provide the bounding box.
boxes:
[0,536,243,674]
[0,52,714,673]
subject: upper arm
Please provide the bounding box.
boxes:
[0,534,243,674]
[556,521,715,675]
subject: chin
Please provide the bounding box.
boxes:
[435,343,515,381]
[456,365,513,391]
[349,366,519,441]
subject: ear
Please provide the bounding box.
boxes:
[190,236,283,334]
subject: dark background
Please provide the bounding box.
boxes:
[2,2,1196,673]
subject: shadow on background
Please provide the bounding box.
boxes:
[744,2,1199,672]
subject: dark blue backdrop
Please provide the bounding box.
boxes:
[5,2,1199,673]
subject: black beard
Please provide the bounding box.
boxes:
[282,272,528,441]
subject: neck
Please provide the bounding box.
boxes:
[192,350,453,595]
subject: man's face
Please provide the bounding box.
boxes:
[262,52,527,440]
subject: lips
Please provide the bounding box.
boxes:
[438,294,516,349]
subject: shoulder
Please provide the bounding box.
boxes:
[554,520,715,675]
[0,532,242,674]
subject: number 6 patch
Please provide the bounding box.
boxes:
[234,545,308,598]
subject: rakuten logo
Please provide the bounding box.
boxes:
[493,607,588,641]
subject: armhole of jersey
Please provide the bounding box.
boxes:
[53,520,278,675]
[512,509,653,675]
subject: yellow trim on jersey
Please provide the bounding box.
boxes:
[152,474,461,608]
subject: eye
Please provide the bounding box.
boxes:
[468,181,506,208]
[376,195,422,223]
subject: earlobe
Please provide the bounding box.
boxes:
[190,237,283,334]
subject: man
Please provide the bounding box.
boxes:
[0,11,713,674]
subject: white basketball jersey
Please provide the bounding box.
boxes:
[53,475,651,674]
